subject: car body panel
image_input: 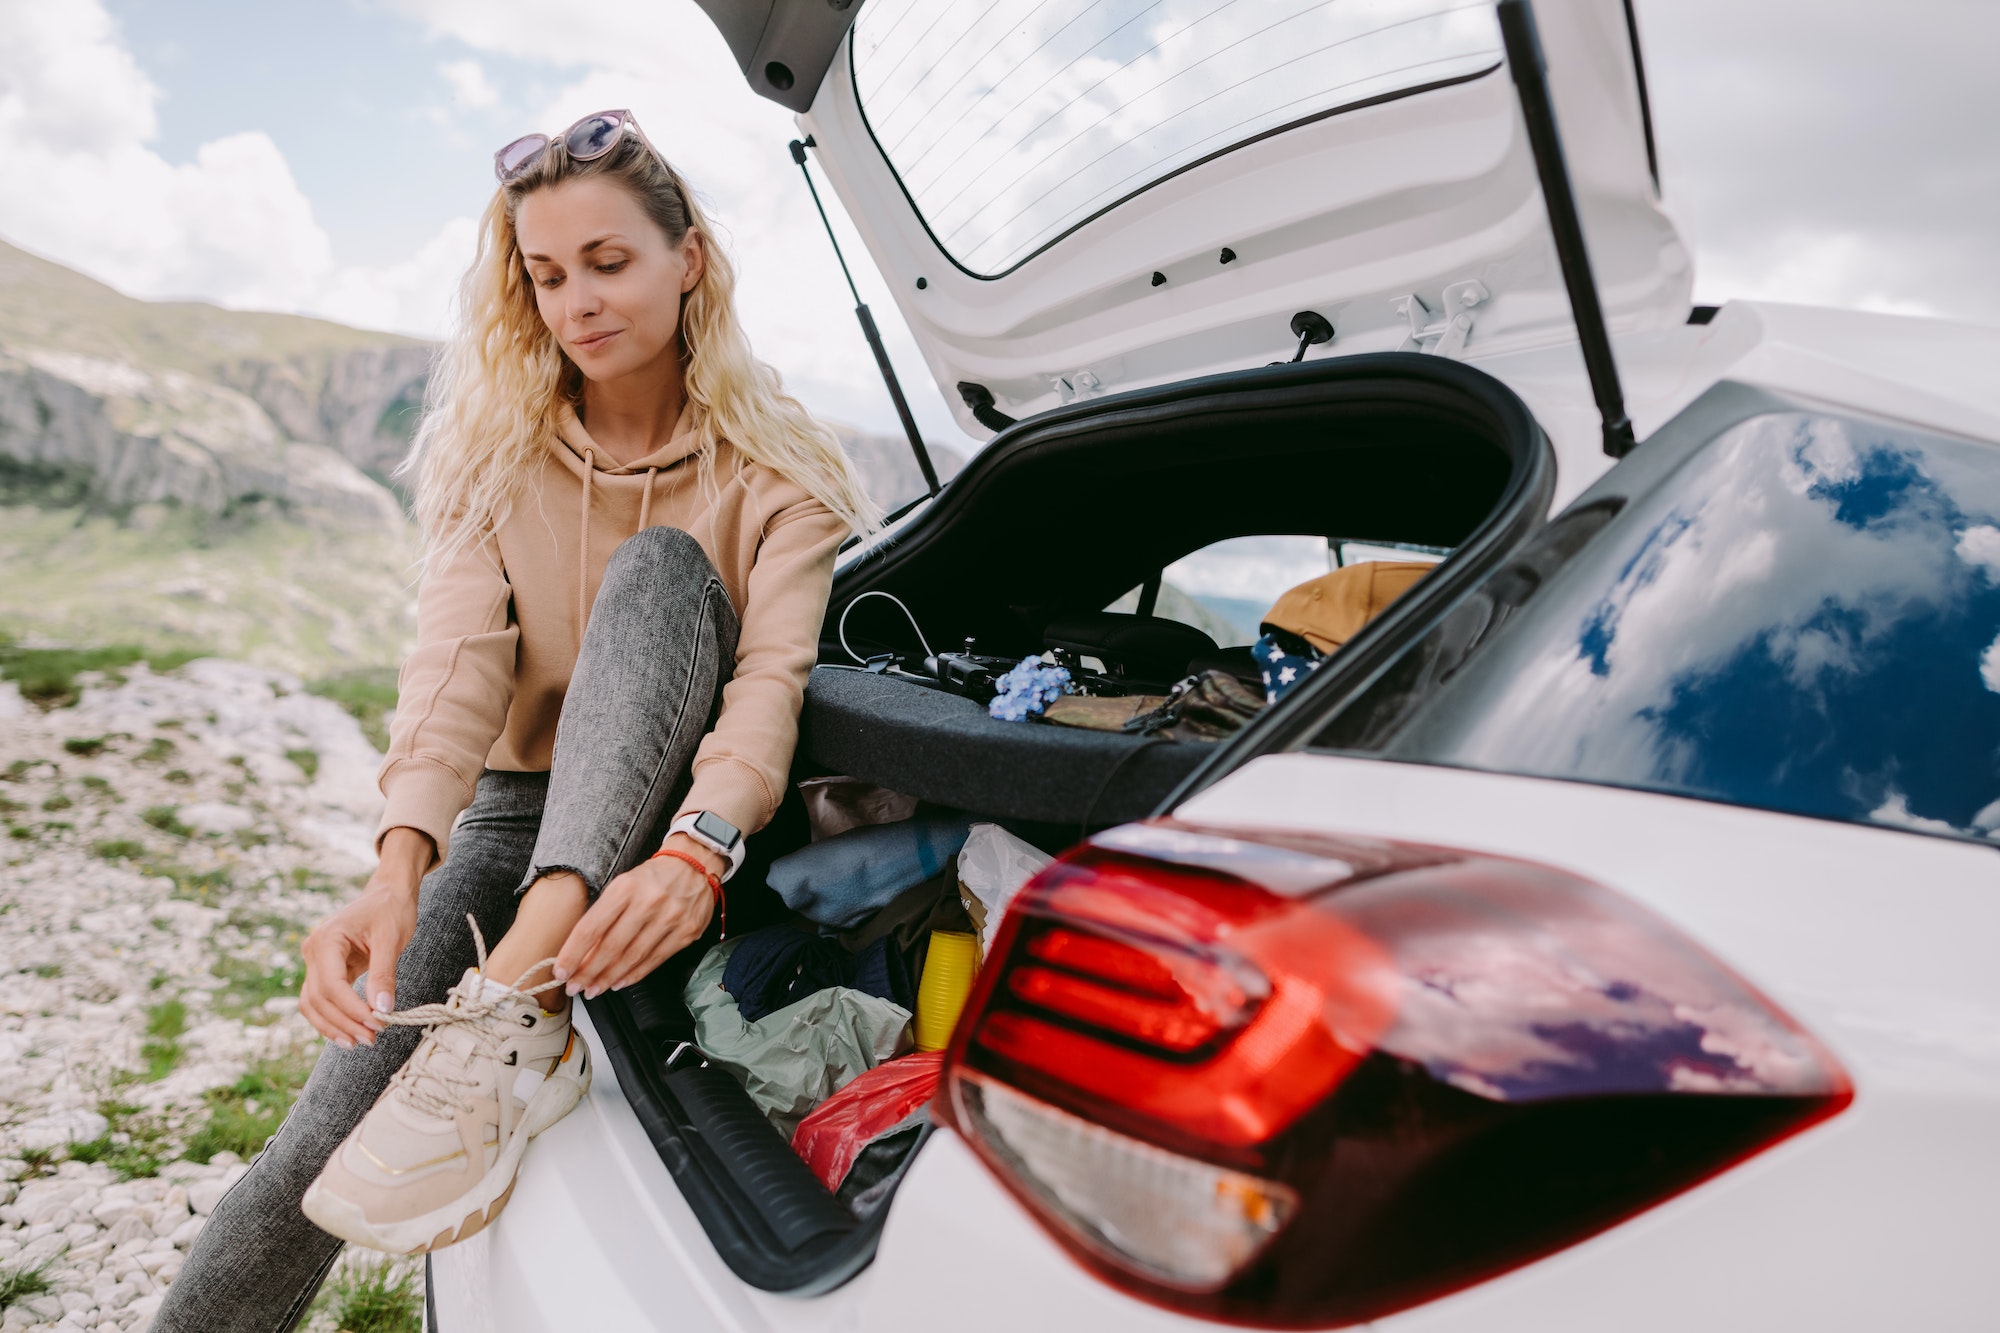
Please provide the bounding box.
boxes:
[798,0,1687,433]
[444,756,1999,1331]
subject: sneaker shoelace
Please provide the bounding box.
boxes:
[376,914,564,1121]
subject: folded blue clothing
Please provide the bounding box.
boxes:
[767,813,977,928]
[721,922,917,1021]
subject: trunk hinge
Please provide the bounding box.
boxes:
[1394,280,1489,358]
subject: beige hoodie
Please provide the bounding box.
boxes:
[376,406,847,862]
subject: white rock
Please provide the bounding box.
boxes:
[15,1109,110,1152]
[167,1216,202,1247]
[91,1200,139,1227]
[185,1180,227,1216]
[0,1181,14,1205]
[176,803,254,836]
[61,1290,96,1315]
[65,1221,101,1245]
[208,1152,242,1169]
[106,1214,152,1246]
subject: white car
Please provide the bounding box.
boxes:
[429,1,2000,1329]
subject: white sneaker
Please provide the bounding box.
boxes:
[302,931,590,1254]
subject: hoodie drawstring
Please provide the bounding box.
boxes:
[577,448,594,640]
[576,455,664,641]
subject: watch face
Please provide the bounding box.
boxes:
[693,810,741,850]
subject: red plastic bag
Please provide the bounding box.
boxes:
[792,1051,944,1192]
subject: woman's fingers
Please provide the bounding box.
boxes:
[559,889,634,995]
[574,888,658,997]
[300,929,378,1047]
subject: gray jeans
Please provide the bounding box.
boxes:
[153,527,741,1333]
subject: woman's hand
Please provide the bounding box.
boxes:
[555,834,724,998]
[299,827,432,1048]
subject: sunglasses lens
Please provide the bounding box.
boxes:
[495,134,548,182]
[564,113,625,161]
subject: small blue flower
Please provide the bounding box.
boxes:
[989,655,1073,721]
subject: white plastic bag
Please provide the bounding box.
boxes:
[956,823,1052,952]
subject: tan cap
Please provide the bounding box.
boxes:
[1261,560,1433,655]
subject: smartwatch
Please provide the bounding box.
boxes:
[667,811,745,881]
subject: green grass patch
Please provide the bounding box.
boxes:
[93,838,147,861]
[62,735,106,757]
[283,747,320,781]
[39,793,71,812]
[139,736,178,764]
[312,1258,423,1333]
[307,667,398,751]
[185,1050,312,1163]
[29,962,60,979]
[7,825,29,841]
[164,768,192,784]
[143,859,232,902]
[80,774,115,796]
[0,1259,53,1312]
[211,954,304,1021]
[0,633,203,710]
[141,998,187,1080]
[0,796,20,815]
[64,1099,173,1180]
[142,804,194,837]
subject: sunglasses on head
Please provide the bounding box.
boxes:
[493,109,665,184]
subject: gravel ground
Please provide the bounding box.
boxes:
[0,661,420,1331]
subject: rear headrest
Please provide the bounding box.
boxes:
[1043,611,1218,681]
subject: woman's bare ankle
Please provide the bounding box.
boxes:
[485,871,589,999]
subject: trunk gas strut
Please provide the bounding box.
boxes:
[789,137,942,496]
[1497,0,1638,459]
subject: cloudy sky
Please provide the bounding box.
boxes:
[0,0,1992,443]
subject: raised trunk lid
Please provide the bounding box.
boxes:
[698,0,1690,437]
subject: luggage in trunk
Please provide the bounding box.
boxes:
[591,353,1554,1292]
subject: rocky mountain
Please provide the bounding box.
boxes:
[0,239,428,525]
[0,237,963,678]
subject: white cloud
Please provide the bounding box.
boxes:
[438,57,499,109]
[0,0,471,338]
[1955,525,2000,581]
[1982,632,2000,696]
[1869,791,1962,837]
[1638,0,2000,325]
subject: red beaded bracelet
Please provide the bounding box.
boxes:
[651,845,726,939]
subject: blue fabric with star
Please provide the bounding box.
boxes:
[1251,632,1325,704]
[989,656,1073,721]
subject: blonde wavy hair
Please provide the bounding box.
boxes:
[402,130,879,559]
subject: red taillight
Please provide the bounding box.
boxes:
[940,821,1852,1325]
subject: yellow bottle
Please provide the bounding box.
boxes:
[914,930,980,1052]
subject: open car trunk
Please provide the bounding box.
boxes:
[584,353,1554,1293]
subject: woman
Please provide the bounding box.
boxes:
[154,110,876,1331]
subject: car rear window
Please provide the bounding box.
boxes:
[1314,412,2000,846]
[850,0,1503,277]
